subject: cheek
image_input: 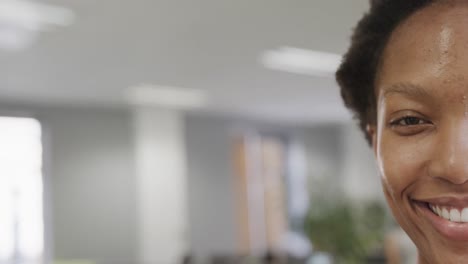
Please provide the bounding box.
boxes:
[377,133,430,198]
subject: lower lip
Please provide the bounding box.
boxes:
[416,202,468,241]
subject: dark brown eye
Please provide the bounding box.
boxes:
[389,116,433,136]
[401,116,423,126]
[391,116,427,126]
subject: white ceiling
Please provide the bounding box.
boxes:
[0,0,369,123]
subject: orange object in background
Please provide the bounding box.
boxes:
[233,133,288,256]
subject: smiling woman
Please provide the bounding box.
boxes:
[337,0,468,263]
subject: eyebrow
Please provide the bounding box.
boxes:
[381,83,433,101]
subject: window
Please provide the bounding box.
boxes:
[0,117,44,264]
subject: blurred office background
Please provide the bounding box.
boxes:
[0,1,400,264]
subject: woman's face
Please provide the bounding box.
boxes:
[371,3,468,263]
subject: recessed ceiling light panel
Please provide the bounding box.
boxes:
[260,46,342,77]
[125,84,209,110]
[0,0,75,51]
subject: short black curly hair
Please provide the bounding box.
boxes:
[336,0,435,144]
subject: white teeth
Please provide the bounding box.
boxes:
[462,208,468,222]
[450,209,461,222]
[442,208,450,220]
[429,204,468,223]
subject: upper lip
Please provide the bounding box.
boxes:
[414,196,468,208]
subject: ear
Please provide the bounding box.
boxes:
[366,124,377,156]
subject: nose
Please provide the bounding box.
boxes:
[427,119,468,185]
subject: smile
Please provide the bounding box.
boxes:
[428,204,468,223]
[416,199,468,241]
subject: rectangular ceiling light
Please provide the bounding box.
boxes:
[260,46,342,77]
[0,0,74,51]
[125,84,208,110]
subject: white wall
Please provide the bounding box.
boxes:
[300,125,343,197]
[39,107,138,264]
[340,122,383,202]
[134,108,189,264]
[185,115,238,258]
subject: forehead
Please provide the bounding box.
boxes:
[377,2,468,99]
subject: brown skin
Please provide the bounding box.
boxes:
[384,234,401,264]
[367,2,468,264]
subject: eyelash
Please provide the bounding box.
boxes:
[390,116,428,127]
[388,115,434,136]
